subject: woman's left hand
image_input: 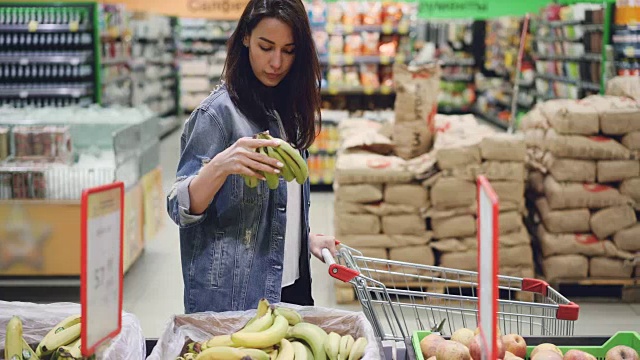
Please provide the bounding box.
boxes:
[309,233,338,262]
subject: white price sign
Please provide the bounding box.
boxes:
[477,176,499,360]
[81,182,124,356]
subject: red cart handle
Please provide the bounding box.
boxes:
[321,247,359,283]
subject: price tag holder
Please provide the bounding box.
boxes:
[81,182,125,357]
[398,20,410,34]
[328,54,340,65]
[477,176,499,360]
[380,85,393,95]
[69,20,80,32]
[380,55,391,65]
[382,22,394,34]
[28,20,38,32]
[325,23,335,34]
[363,86,375,95]
[327,86,339,95]
[343,24,354,34]
[396,53,406,64]
[343,54,355,65]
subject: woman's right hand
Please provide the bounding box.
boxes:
[212,137,284,180]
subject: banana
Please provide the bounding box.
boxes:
[265,146,295,182]
[184,354,196,360]
[242,175,259,188]
[305,345,313,360]
[338,335,354,360]
[56,337,81,359]
[287,322,328,360]
[196,346,250,360]
[6,316,23,360]
[21,337,39,360]
[231,315,288,349]
[258,133,308,185]
[291,342,307,360]
[241,348,270,360]
[36,314,81,357]
[240,308,274,333]
[258,147,280,190]
[324,332,341,360]
[273,308,302,326]
[39,323,81,355]
[248,299,271,325]
[276,339,294,360]
[347,337,367,360]
[269,350,278,360]
[205,335,237,349]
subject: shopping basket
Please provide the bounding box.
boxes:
[322,245,580,341]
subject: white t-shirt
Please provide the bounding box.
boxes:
[282,179,302,287]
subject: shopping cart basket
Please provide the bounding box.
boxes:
[322,244,580,341]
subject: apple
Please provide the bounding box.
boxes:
[564,349,597,360]
[469,334,505,360]
[531,344,563,358]
[420,333,445,359]
[533,350,564,360]
[451,328,476,348]
[502,334,527,358]
[436,340,471,360]
[505,351,524,360]
[605,345,639,360]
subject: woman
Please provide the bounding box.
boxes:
[167,0,337,314]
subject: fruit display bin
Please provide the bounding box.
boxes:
[410,331,640,360]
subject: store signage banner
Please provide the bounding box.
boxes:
[100,0,249,20]
[418,0,551,19]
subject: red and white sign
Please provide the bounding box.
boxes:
[477,176,499,360]
[81,182,125,356]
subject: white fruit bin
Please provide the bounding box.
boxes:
[147,304,385,360]
[0,300,146,360]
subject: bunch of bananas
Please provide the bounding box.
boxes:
[178,299,367,360]
[4,314,88,360]
[242,132,309,190]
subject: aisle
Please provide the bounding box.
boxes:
[123,127,640,338]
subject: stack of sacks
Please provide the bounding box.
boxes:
[425,114,534,278]
[333,118,433,282]
[522,95,640,282]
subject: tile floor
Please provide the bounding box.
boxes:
[122,128,640,339]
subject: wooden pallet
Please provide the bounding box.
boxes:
[547,277,640,302]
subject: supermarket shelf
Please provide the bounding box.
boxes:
[0,23,92,32]
[0,51,93,65]
[534,53,602,62]
[473,108,508,131]
[311,23,412,35]
[535,73,579,85]
[102,73,131,86]
[0,276,80,287]
[582,24,604,32]
[0,85,93,98]
[180,36,229,42]
[536,35,582,43]
[440,58,476,67]
[441,74,474,82]
[321,86,395,95]
[318,54,409,65]
[539,19,583,27]
[309,148,338,155]
[310,183,334,191]
[536,92,559,101]
[102,57,130,66]
[618,47,640,58]
[438,105,473,114]
[581,81,601,92]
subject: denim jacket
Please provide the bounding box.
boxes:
[166,85,311,314]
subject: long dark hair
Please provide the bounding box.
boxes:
[224,0,321,150]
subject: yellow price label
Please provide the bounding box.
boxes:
[108,27,119,39]
[396,53,406,64]
[382,22,393,34]
[28,20,38,32]
[343,55,355,65]
[344,24,354,33]
[380,85,392,95]
[328,54,339,65]
[325,23,335,34]
[398,21,410,34]
[625,46,635,57]
[363,86,375,95]
[505,52,514,67]
[328,87,339,95]
[69,20,79,32]
[380,55,391,65]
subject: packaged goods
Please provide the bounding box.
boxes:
[391,233,433,247]
[335,201,368,214]
[545,129,632,160]
[499,246,534,268]
[620,178,640,204]
[441,161,526,182]
[597,160,640,183]
[542,153,597,183]
[356,247,389,260]
[606,75,640,101]
[383,183,429,208]
[479,134,527,161]
[436,146,481,170]
[0,127,8,161]
[499,211,524,234]
[589,257,635,278]
[589,205,637,240]
[362,202,418,216]
[500,266,535,278]
[520,105,549,130]
[431,214,476,239]
[523,128,547,148]
[491,181,526,208]
[335,214,380,235]
[613,224,640,252]
[536,197,591,234]
[622,131,640,150]
[389,245,435,266]
[538,226,616,257]
[583,95,640,135]
[335,184,383,204]
[340,130,394,155]
[431,238,468,253]
[544,175,633,210]
[339,234,395,249]
[539,99,600,135]
[499,227,531,247]
[542,255,589,282]
[335,152,413,184]
[392,63,441,159]
[440,250,477,271]
[430,178,475,209]
[381,214,425,235]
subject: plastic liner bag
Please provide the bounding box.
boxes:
[148,304,385,360]
[0,301,145,360]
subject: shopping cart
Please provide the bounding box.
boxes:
[322,245,580,342]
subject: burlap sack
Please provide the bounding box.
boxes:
[589,257,635,278]
[436,146,481,170]
[381,214,426,235]
[479,134,527,161]
[438,246,532,270]
[606,75,640,102]
[542,255,589,282]
[492,181,525,208]
[614,224,640,252]
[545,129,632,160]
[341,130,394,155]
[393,63,441,159]
[620,178,640,204]
[442,161,526,182]
[335,152,413,184]
[431,238,468,252]
[500,266,535,278]
[431,214,476,239]
[384,184,429,208]
[540,99,600,135]
[590,205,637,239]
[542,152,596,183]
[335,184,384,203]
[536,197,591,233]
[500,211,524,234]
[528,171,546,195]
[583,95,640,135]
[622,131,640,150]
[362,203,418,216]
[430,178,476,209]
[524,128,547,148]
[538,226,612,257]
[500,227,531,247]
[544,175,633,210]
[389,245,435,266]
[335,201,368,214]
[392,233,433,247]
[338,234,395,248]
[597,160,640,183]
[520,105,549,130]
[500,246,534,267]
[440,250,477,271]
[335,214,380,235]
